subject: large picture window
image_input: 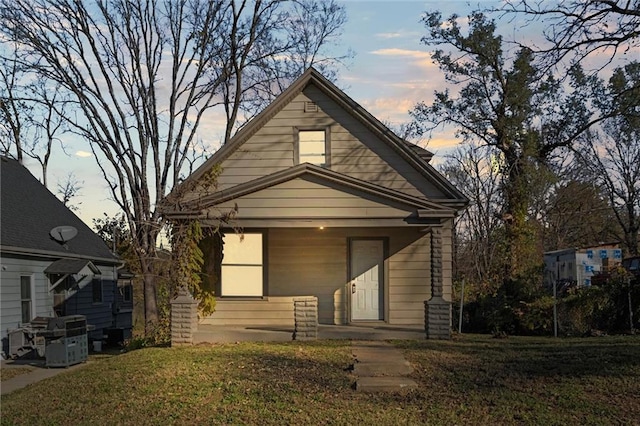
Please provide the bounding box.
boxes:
[298,130,327,166]
[20,275,34,323]
[221,233,264,297]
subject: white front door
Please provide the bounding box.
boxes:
[350,239,384,321]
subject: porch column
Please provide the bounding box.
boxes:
[425,226,451,339]
[170,287,198,346]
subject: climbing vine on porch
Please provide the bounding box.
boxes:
[163,165,235,317]
[171,219,216,316]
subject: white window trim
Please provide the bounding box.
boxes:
[220,232,265,298]
[295,127,330,167]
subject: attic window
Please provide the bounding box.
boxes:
[298,130,329,166]
[304,101,318,113]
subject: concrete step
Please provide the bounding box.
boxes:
[352,348,408,362]
[351,340,418,392]
[355,376,418,393]
[353,360,414,376]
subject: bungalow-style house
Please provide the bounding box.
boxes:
[0,157,132,356]
[163,68,467,338]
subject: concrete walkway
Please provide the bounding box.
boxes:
[1,358,87,396]
[351,341,418,392]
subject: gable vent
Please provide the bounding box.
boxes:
[304,101,318,113]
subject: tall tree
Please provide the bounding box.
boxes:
[411,12,596,282]
[0,0,350,333]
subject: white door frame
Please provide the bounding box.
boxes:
[348,238,386,322]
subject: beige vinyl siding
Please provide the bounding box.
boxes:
[214,83,448,200]
[268,228,347,325]
[303,85,445,199]
[210,178,416,220]
[199,297,296,326]
[388,233,431,324]
[201,227,434,327]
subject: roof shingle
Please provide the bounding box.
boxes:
[0,157,118,263]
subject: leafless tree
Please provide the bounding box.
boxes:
[542,179,617,251]
[502,0,640,66]
[579,125,639,256]
[219,0,350,141]
[0,0,350,332]
[574,62,640,256]
[577,129,639,256]
[440,143,503,285]
[0,40,26,163]
[0,39,67,187]
[57,172,83,212]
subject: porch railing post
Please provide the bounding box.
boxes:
[293,296,318,341]
[170,287,198,346]
[425,226,451,339]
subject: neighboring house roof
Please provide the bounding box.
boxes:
[0,157,119,264]
[168,67,468,207]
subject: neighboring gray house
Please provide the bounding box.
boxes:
[163,68,467,338]
[544,244,623,288]
[0,157,131,355]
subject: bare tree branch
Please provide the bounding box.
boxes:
[0,0,350,331]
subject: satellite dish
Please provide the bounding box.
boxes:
[50,226,78,244]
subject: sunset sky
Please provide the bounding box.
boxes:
[20,0,628,229]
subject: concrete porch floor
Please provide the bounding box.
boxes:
[193,323,426,343]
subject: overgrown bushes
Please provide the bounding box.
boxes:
[454,268,639,336]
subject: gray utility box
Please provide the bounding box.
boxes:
[45,315,88,368]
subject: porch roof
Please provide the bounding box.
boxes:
[164,163,457,224]
[44,258,101,275]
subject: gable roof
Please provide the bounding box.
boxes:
[0,157,119,264]
[170,67,467,206]
[165,163,457,219]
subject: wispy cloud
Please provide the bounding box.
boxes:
[376,32,403,39]
[375,30,421,40]
[75,150,92,158]
[370,48,435,68]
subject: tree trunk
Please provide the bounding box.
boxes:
[503,153,539,283]
[140,255,159,334]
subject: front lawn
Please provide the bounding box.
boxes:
[1,335,638,425]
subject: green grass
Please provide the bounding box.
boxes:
[1,335,639,425]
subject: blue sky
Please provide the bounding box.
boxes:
[21,1,530,228]
[339,1,481,147]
